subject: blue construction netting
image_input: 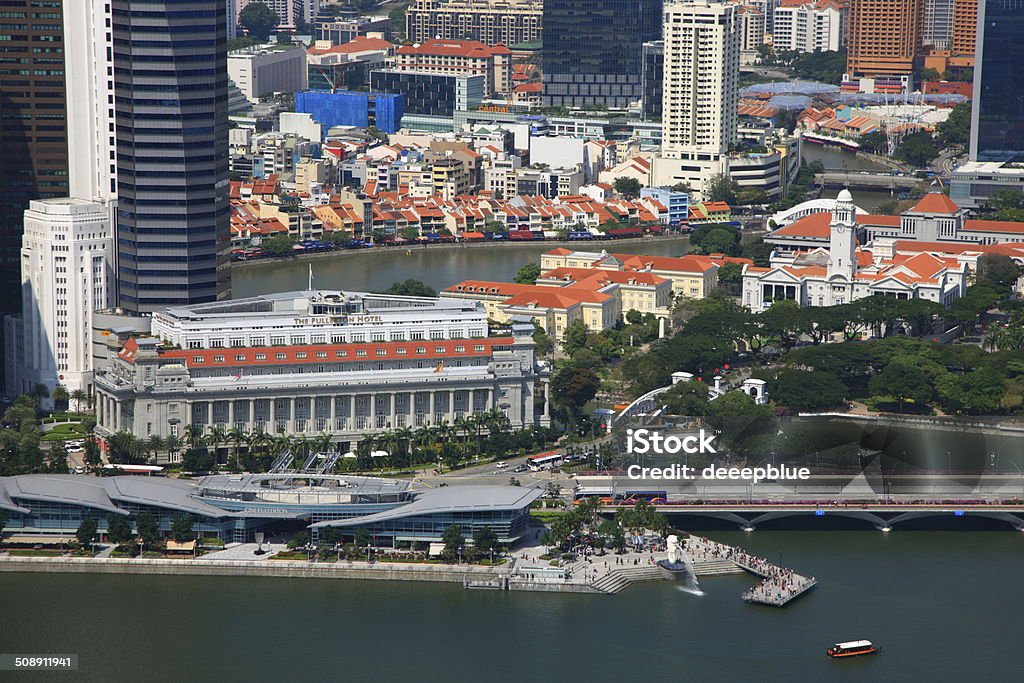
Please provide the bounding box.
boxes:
[835,93,968,106]
[295,91,406,134]
[767,95,813,110]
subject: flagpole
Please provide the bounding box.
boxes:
[308,263,313,291]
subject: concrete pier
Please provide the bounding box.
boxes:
[686,536,816,607]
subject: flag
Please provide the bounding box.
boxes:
[233,370,242,381]
[434,361,444,373]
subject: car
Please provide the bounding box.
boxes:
[513,464,529,473]
[495,461,508,469]
[74,466,85,474]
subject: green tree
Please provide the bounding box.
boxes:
[472,526,499,558]
[977,253,1021,293]
[705,391,776,450]
[170,514,195,543]
[532,322,554,356]
[562,319,590,354]
[51,385,69,412]
[858,131,889,155]
[705,174,739,204]
[238,1,278,41]
[513,262,541,285]
[0,511,6,537]
[136,512,160,548]
[107,514,133,545]
[550,366,601,423]
[76,518,98,548]
[869,357,934,412]
[896,131,939,167]
[768,369,848,411]
[936,101,971,148]
[182,448,215,473]
[662,380,710,417]
[613,177,642,199]
[383,279,436,297]
[440,524,465,563]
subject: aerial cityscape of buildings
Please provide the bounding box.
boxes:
[0,0,1022,571]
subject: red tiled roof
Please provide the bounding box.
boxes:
[964,219,1024,234]
[397,39,498,59]
[161,338,512,369]
[910,192,961,215]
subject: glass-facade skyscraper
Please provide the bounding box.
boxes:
[971,0,1024,162]
[112,0,230,312]
[542,0,662,109]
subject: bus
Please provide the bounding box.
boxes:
[527,451,564,471]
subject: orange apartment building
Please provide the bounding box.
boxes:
[846,0,923,78]
[951,0,978,56]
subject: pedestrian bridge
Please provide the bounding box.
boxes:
[770,198,868,227]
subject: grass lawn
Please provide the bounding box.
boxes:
[6,549,68,557]
[268,551,309,561]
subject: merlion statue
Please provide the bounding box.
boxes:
[666,535,684,565]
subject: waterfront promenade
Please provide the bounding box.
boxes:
[686,536,816,607]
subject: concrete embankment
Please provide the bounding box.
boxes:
[0,555,504,584]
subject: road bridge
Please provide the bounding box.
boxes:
[815,172,920,190]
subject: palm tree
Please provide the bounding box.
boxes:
[144,435,165,463]
[226,426,245,471]
[207,425,226,466]
[51,385,69,413]
[69,389,88,413]
[184,424,205,451]
[106,431,138,465]
[394,426,414,469]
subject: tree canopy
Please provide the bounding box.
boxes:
[238,2,278,41]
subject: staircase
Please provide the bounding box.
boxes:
[692,559,743,576]
[589,566,667,594]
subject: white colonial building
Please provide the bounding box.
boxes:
[94,291,550,446]
[742,190,970,310]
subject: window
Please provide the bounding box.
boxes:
[255,353,266,361]
[270,336,285,346]
[316,351,327,359]
[213,355,225,363]
[474,345,485,352]
[275,352,286,360]
[336,350,347,358]
[397,348,407,355]
[371,332,385,342]
[187,340,202,350]
[210,339,224,348]
[290,336,306,345]
[410,331,425,340]
[454,346,465,353]
[311,335,326,344]
[416,347,427,355]
[351,334,365,343]
[192,356,205,363]
[430,330,444,339]
[356,349,367,357]
[331,334,345,344]
[296,352,307,359]
[376,348,386,356]
[235,354,246,362]
[230,338,244,347]
[435,346,446,354]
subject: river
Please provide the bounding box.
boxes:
[802,144,898,211]
[233,237,694,298]
[2,530,1020,682]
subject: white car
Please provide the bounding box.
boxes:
[495,462,509,470]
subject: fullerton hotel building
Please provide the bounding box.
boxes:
[93,290,551,448]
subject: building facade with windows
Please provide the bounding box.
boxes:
[112,0,231,312]
[405,0,543,47]
[4,199,114,400]
[541,0,662,108]
[93,291,550,446]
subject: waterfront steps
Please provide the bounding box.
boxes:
[590,566,667,594]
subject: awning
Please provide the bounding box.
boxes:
[4,534,76,545]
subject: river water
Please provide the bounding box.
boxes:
[2,530,1019,682]
[233,237,693,298]
[801,144,897,211]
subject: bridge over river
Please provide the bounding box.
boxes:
[815,171,921,190]
[581,473,1024,531]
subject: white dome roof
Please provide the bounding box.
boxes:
[837,189,853,202]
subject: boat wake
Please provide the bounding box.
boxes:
[677,585,705,597]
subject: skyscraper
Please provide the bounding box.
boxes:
[660,1,739,159]
[111,0,231,312]
[951,0,978,56]
[970,0,1024,163]
[922,0,955,49]
[542,0,662,109]
[655,1,740,191]
[0,1,69,327]
[847,0,923,78]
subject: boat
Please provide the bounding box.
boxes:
[827,640,881,658]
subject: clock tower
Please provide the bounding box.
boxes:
[828,189,856,279]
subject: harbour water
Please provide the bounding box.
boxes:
[3,531,1020,682]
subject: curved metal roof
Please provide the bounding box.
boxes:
[311,485,541,528]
